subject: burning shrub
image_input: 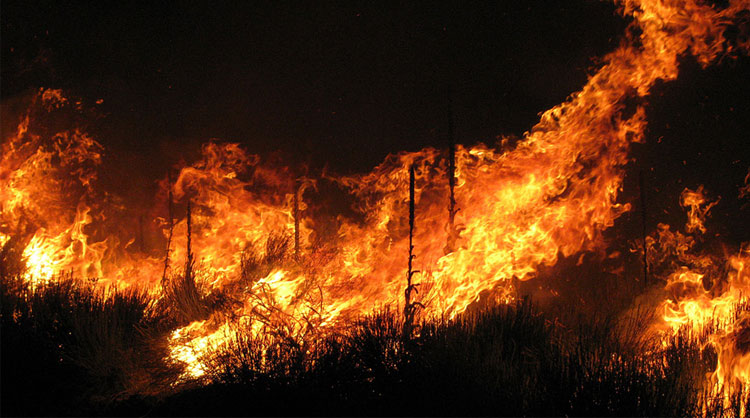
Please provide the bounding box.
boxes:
[0,266,180,415]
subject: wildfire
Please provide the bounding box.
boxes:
[1,0,749,408]
[652,186,750,412]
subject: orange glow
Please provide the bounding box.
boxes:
[653,186,750,413]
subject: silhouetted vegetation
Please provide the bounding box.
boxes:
[144,299,738,417]
[1,249,746,416]
[0,272,180,416]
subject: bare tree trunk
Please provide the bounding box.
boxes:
[185,199,194,282]
[404,165,422,339]
[639,170,649,287]
[173,198,206,323]
[162,172,174,284]
[294,179,300,261]
[446,90,458,254]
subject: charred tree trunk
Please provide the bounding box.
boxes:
[162,172,174,284]
[185,199,194,282]
[446,91,458,254]
[173,199,208,323]
[639,170,649,287]
[404,165,422,339]
[294,179,300,261]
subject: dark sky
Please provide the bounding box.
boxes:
[2,1,749,241]
[2,1,626,171]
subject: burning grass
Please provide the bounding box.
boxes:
[132,301,750,417]
[2,250,746,416]
[0,271,183,415]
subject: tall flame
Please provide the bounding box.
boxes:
[1,89,105,284]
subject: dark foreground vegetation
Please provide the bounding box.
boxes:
[3,262,746,417]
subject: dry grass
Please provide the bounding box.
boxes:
[2,232,747,416]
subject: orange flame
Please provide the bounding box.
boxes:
[652,185,750,412]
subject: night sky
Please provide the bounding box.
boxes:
[2,1,626,168]
[2,1,749,240]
